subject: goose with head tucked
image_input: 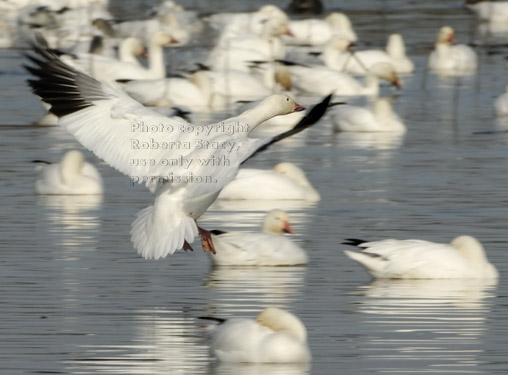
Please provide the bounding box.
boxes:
[34,150,103,195]
[25,37,331,259]
[209,209,308,266]
[428,26,477,75]
[343,235,498,279]
[331,97,406,133]
[285,12,357,46]
[201,307,311,363]
[218,162,320,201]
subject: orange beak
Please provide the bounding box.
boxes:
[294,103,306,112]
[448,34,457,44]
[285,28,294,37]
[283,221,295,234]
[393,78,402,89]
[139,48,148,58]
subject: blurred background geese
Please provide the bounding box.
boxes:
[201,307,311,363]
[209,209,308,266]
[343,235,498,279]
[34,150,103,195]
[331,97,406,133]
[428,26,478,75]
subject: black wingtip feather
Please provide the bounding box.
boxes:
[24,33,107,118]
[342,238,368,247]
[242,94,332,163]
[210,230,228,236]
[199,316,227,324]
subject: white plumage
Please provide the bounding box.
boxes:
[35,150,103,195]
[343,236,499,279]
[210,209,308,266]
[218,162,320,201]
[203,307,311,363]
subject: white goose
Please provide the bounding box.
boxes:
[495,85,508,116]
[25,39,330,259]
[331,97,406,133]
[34,150,103,195]
[218,162,320,201]
[286,12,357,46]
[428,26,478,75]
[121,71,227,112]
[63,31,177,82]
[288,61,401,97]
[201,307,311,363]
[343,236,499,279]
[323,34,414,75]
[210,209,308,266]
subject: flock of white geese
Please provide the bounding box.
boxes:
[9,0,506,364]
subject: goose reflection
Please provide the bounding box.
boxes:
[351,278,498,370]
[212,362,310,375]
[204,266,306,314]
[334,131,405,150]
[37,194,102,250]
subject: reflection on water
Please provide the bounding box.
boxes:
[213,362,311,375]
[204,266,306,315]
[352,278,498,373]
[334,131,405,150]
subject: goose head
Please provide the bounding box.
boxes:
[261,17,293,37]
[60,150,85,182]
[327,35,354,53]
[450,236,498,278]
[256,307,307,342]
[274,162,321,200]
[262,209,295,235]
[274,65,292,90]
[436,26,456,45]
[120,37,145,58]
[151,30,178,47]
[369,62,401,89]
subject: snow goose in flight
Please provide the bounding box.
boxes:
[343,236,498,279]
[34,150,103,195]
[24,36,331,259]
[209,209,308,266]
[201,307,311,363]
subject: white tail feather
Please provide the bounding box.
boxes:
[131,201,198,260]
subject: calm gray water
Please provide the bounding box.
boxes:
[2,0,508,374]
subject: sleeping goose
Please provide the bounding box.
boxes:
[25,36,331,259]
[201,307,311,363]
[34,150,103,195]
[218,162,320,201]
[331,97,406,133]
[210,209,308,266]
[343,236,498,279]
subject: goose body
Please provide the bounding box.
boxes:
[35,150,103,195]
[495,85,508,116]
[331,98,406,133]
[324,34,414,75]
[121,71,227,112]
[218,162,320,201]
[204,307,311,363]
[210,209,308,266]
[343,236,498,279]
[289,62,400,97]
[286,12,357,46]
[428,26,477,75]
[25,39,330,259]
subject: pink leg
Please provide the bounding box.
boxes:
[197,225,216,254]
[183,240,193,252]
